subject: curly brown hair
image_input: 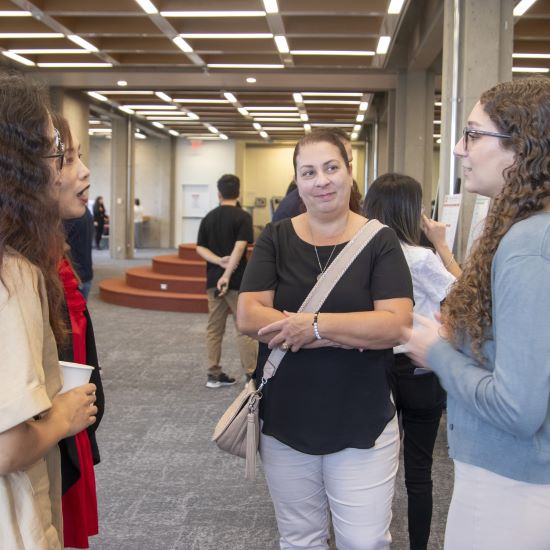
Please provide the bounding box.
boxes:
[0,72,67,342]
[443,76,550,360]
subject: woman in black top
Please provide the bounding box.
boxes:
[237,130,413,549]
[92,196,106,249]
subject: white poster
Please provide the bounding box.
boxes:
[181,184,210,218]
[466,195,491,257]
[440,194,463,251]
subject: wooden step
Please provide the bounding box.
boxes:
[126,266,206,294]
[152,255,204,277]
[99,278,208,313]
[178,244,204,261]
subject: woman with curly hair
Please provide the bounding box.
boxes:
[0,73,97,549]
[405,76,550,549]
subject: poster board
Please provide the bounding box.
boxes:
[181,184,210,218]
[440,194,463,251]
[466,195,491,257]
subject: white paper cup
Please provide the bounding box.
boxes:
[59,361,94,394]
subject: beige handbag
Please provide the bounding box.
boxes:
[212,219,385,479]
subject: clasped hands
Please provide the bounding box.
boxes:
[402,313,449,369]
[258,311,350,353]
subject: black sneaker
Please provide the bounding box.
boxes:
[206,372,236,388]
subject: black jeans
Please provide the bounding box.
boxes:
[389,353,446,550]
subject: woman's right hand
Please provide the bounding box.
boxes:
[421,214,447,248]
[51,383,97,438]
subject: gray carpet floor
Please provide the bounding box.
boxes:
[87,249,453,550]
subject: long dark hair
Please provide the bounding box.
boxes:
[293,130,362,214]
[0,72,66,342]
[444,76,550,359]
[362,173,423,245]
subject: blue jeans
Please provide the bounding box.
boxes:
[79,280,92,301]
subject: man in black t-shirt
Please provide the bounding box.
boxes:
[196,174,258,388]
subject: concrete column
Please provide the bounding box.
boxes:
[169,136,177,248]
[439,0,514,260]
[392,70,435,213]
[110,116,135,259]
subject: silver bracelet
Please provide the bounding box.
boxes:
[312,311,322,340]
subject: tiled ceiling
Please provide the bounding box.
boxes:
[1,0,549,142]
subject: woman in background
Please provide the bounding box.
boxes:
[0,73,97,549]
[405,77,550,548]
[92,196,106,249]
[53,113,104,549]
[363,173,459,550]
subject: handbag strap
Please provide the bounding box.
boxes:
[261,219,385,383]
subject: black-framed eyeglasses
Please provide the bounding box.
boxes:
[43,127,65,171]
[462,127,511,151]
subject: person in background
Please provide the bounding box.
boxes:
[363,173,460,550]
[134,197,144,249]
[52,113,105,549]
[92,196,106,250]
[0,72,97,550]
[196,174,258,388]
[238,130,413,549]
[405,76,550,549]
[64,208,94,300]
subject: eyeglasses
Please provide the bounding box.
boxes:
[43,127,65,171]
[462,127,511,151]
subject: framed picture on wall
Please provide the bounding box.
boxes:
[182,184,210,218]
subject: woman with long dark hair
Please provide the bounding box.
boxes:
[405,77,550,548]
[363,173,459,550]
[0,74,97,548]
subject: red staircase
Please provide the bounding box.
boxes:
[99,244,209,313]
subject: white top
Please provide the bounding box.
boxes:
[134,204,144,223]
[394,243,455,354]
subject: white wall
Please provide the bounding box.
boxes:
[175,140,236,244]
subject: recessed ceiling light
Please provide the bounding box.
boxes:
[118,106,135,115]
[169,130,179,136]
[274,35,289,54]
[97,90,153,95]
[301,92,363,97]
[219,134,229,140]
[180,33,272,39]
[0,10,31,16]
[155,91,173,102]
[173,98,228,104]
[68,35,99,52]
[37,62,112,68]
[253,123,262,130]
[260,131,269,139]
[262,127,303,131]
[359,101,369,111]
[125,105,177,109]
[512,67,549,73]
[246,77,257,83]
[161,11,265,17]
[172,36,193,53]
[513,0,538,16]
[376,36,391,55]
[117,80,128,87]
[293,93,303,103]
[207,126,219,133]
[224,92,237,103]
[356,114,365,122]
[353,124,361,133]
[152,122,165,129]
[253,112,302,117]
[10,48,87,54]
[304,100,361,105]
[300,114,309,122]
[134,0,158,14]
[304,124,312,133]
[351,132,358,141]
[87,92,109,102]
[238,107,249,116]
[291,50,374,56]
[207,63,284,69]
[0,33,63,38]
[254,117,302,122]
[262,0,279,14]
[513,53,550,59]
[246,106,298,111]
[186,112,200,120]
[387,0,406,14]
[2,51,34,66]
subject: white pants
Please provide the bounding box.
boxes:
[445,460,550,550]
[260,415,400,550]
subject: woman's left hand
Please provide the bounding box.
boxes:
[402,313,445,368]
[258,311,315,352]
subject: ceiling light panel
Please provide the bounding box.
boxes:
[263,0,279,14]
[0,11,31,16]
[68,35,98,52]
[1,51,34,66]
[291,50,375,56]
[179,33,273,39]
[134,0,158,14]
[388,0,406,14]
[161,11,266,17]
[37,63,112,68]
[274,36,289,54]
[0,33,64,38]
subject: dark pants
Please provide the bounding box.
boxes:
[389,353,445,550]
[95,222,104,249]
